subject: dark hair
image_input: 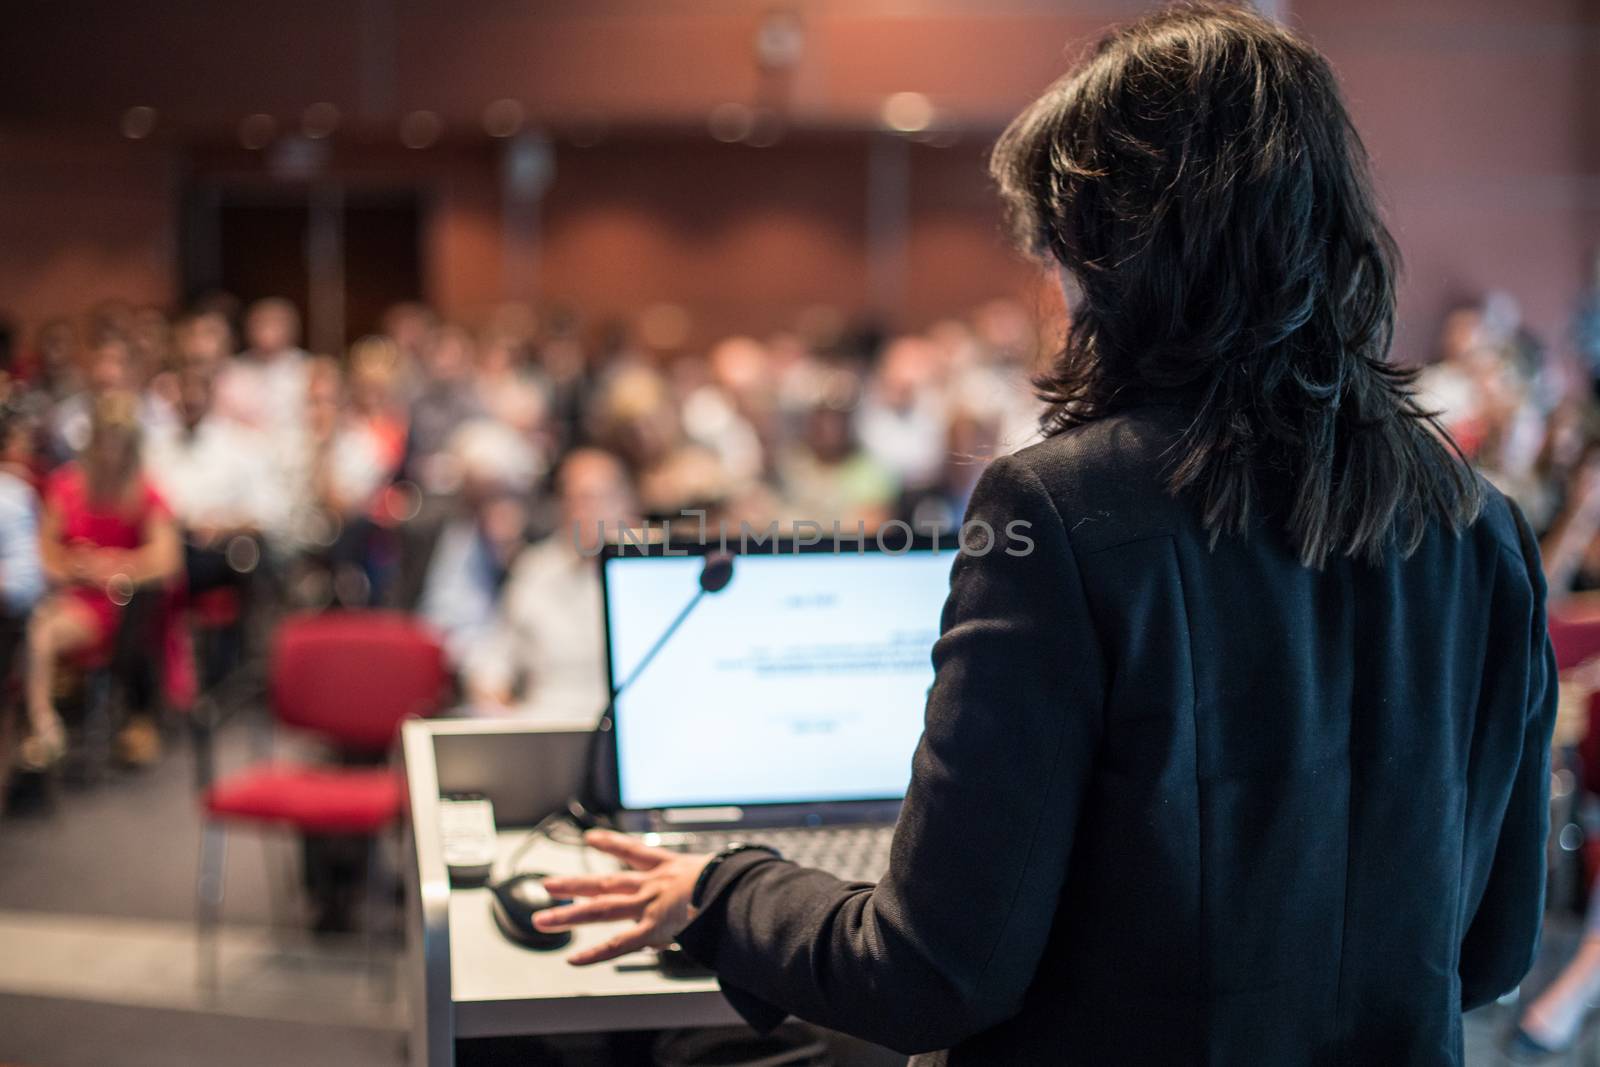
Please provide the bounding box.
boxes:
[991,2,1481,568]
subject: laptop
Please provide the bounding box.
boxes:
[599,538,955,882]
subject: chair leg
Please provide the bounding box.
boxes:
[188,697,215,793]
[260,834,288,932]
[263,831,306,935]
[364,834,395,1001]
[196,820,228,993]
[72,669,114,786]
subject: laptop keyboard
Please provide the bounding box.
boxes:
[651,825,894,884]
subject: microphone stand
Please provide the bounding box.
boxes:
[569,550,735,825]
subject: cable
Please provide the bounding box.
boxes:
[502,809,595,877]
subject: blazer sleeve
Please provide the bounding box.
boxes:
[1458,501,1558,1010]
[676,453,1107,1054]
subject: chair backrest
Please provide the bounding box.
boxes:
[1548,610,1600,673]
[270,611,447,753]
[1550,610,1600,795]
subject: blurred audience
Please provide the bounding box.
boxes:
[15,279,1600,986]
[465,448,638,716]
[21,285,1600,743]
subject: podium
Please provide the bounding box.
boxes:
[400,718,741,1067]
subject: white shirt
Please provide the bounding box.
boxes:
[214,351,317,547]
[216,350,310,437]
[856,387,949,490]
[465,534,608,720]
[144,416,276,531]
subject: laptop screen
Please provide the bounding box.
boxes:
[602,546,954,812]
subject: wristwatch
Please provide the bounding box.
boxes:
[691,842,782,909]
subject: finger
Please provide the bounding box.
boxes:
[583,828,675,871]
[566,921,655,967]
[533,894,648,931]
[541,872,646,897]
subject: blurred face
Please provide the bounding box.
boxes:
[709,337,769,397]
[306,366,342,436]
[247,303,298,354]
[875,337,939,409]
[176,316,228,378]
[36,321,78,390]
[560,451,636,549]
[1439,308,1487,366]
[480,335,521,376]
[39,321,75,364]
[805,407,853,463]
[349,367,392,414]
[182,311,231,360]
[87,339,132,393]
[130,308,170,372]
[426,328,473,382]
[382,303,436,356]
[0,423,32,468]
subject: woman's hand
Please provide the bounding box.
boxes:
[536,829,712,966]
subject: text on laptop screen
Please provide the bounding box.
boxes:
[604,550,953,811]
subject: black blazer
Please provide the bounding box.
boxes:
[678,402,1557,1065]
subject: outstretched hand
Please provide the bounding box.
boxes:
[537,829,713,966]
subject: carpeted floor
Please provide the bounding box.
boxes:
[0,712,406,1066]
[0,992,404,1067]
[0,713,316,926]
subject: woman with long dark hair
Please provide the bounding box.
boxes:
[538,5,1556,1062]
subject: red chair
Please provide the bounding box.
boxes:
[1549,609,1600,674]
[1547,611,1600,892]
[195,611,446,989]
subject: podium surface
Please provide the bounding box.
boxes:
[401,718,740,1066]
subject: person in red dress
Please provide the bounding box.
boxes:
[19,390,181,770]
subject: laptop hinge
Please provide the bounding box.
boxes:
[660,806,745,825]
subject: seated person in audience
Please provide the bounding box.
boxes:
[342,336,409,490]
[954,299,1045,454]
[412,420,537,671]
[0,409,41,793]
[215,297,309,439]
[404,324,485,499]
[26,318,80,402]
[126,307,175,418]
[680,337,767,486]
[0,405,45,622]
[0,405,44,781]
[48,331,134,463]
[378,300,437,404]
[855,335,950,498]
[259,357,379,592]
[311,346,407,606]
[143,358,273,595]
[22,392,181,769]
[589,364,739,518]
[163,309,234,391]
[778,395,895,532]
[476,327,550,446]
[465,448,637,716]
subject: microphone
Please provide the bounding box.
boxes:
[571,550,736,822]
[608,550,735,697]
